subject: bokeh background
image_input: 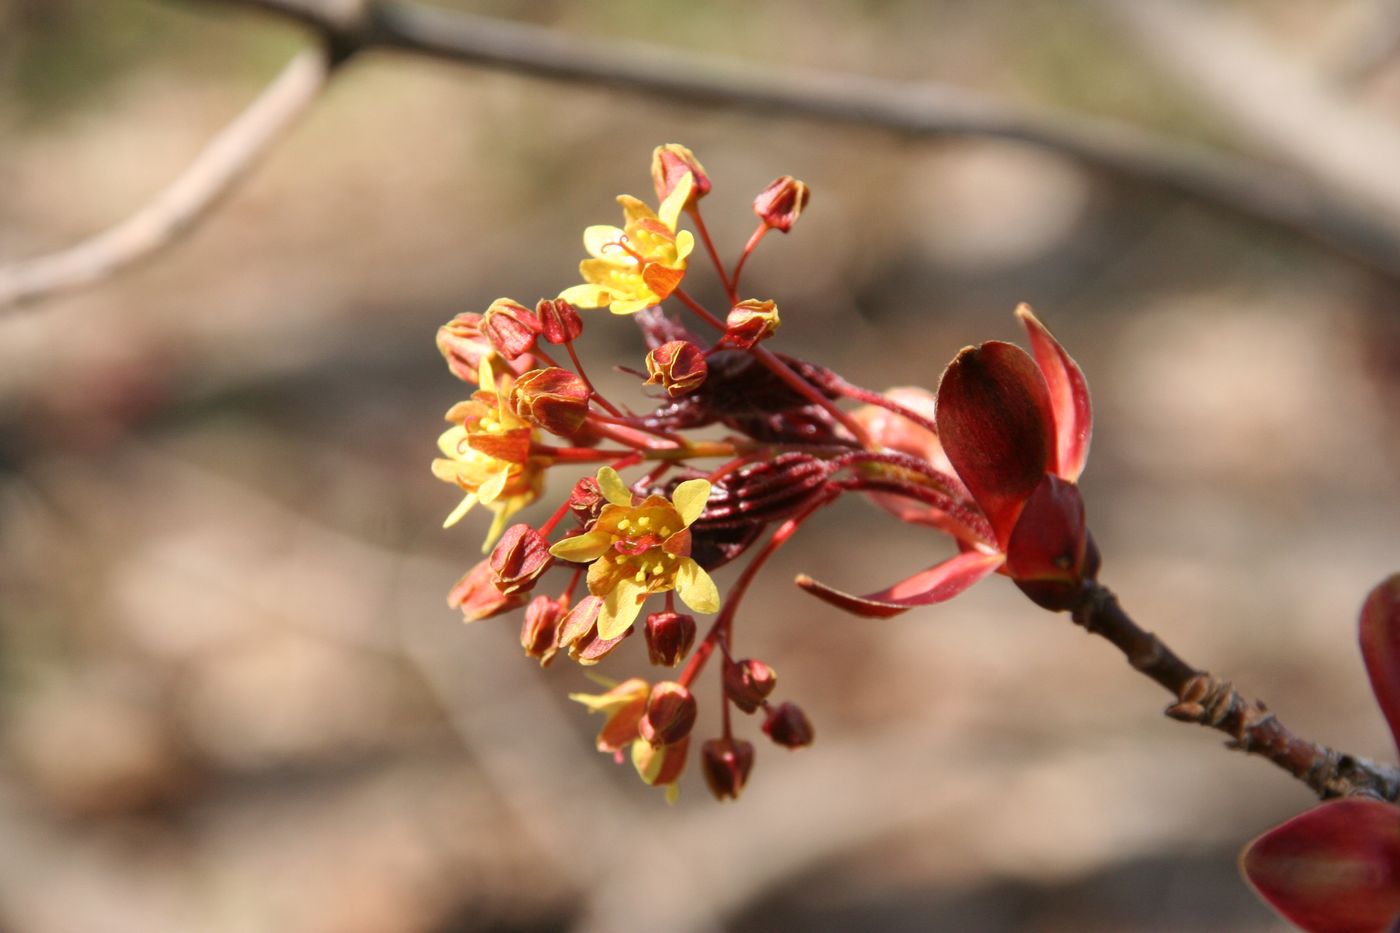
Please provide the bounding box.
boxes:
[4,1,1400,930]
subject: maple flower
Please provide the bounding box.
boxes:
[431,357,545,550]
[1241,575,1400,933]
[570,675,690,802]
[798,304,1095,617]
[549,466,720,640]
[558,173,697,315]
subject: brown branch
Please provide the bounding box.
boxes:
[1072,582,1400,802]
[0,46,337,313]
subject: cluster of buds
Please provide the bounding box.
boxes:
[433,144,1097,801]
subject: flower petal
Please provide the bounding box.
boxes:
[598,576,647,640]
[1017,304,1092,482]
[935,341,1055,547]
[675,558,720,614]
[558,283,611,309]
[442,492,478,528]
[674,229,695,263]
[549,530,612,563]
[657,172,695,230]
[796,550,1004,619]
[1005,475,1091,611]
[583,225,629,261]
[1361,573,1400,754]
[596,466,634,507]
[670,478,712,527]
[477,465,508,505]
[1241,798,1400,933]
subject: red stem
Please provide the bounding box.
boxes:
[687,205,736,303]
[731,222,768,292]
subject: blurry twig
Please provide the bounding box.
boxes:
[0,47,335,312]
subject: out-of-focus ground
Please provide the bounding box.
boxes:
[3,1,1400,930]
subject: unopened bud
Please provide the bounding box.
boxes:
[638,681,697,746]
[632,734,690,794]
[569,477,606,524]
[536,298,583,344]
[721,299,780,350]
[557,595,631,664]
[644,611,696,667]
[509,367,591,436]
[448,560,525,622]
[488,524,553,596]
[762,701,814,748]
[723,658,777,713]
[644,340,708,397]
[520,596,563,665]
[481,298,542,360]
[436,312,494,383]
[700,737,755,801]
[651,144,711,206]
[753,176,809,232]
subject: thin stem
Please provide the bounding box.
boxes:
[538,497,573,535]
[687,205,736,303]
[750,344,873,447]
[671,287,728,333]
[731,223,768,293]
[1071,582,1400,801]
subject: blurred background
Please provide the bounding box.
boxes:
[4,1,1400,930]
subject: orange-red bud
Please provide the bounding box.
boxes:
[536,298,583,344]
[723,658,777,713]
[721,300,780,350]
[651,144,711,206]
[644,610,696,667]
[638,681,697,746]
[509,367,591,436]
[700,737,755,801]
[488,523,553,596]
[753,176,809,232]
[568,476,606,524]
[447,560,525,622]
[436,312,496,383]
[557,595,631,664]
[644,340,708,397]
[520,595,563,666]
[481,298,542,360]
[762,701,814,748]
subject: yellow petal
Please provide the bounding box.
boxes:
[596,466,634,507]
[665,783,680,805]
[631,738,663,784]
[437,425,468,458]
[598,576,646,640]
[443,492,478,528]
[477,466,509,504]
[670,478,711,527]
[610,297,655,315]
[657,172,694,230]
[549,530,612,563]
[477,354,496,393]
[674,558,720,614]
[673,229,695,263]
[559,283,610,309]
[430,458,460,484]
[583,225,630,262]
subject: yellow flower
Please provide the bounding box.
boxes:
[569,675,649,754]
[558,173,696,315]
[549,466,719,639]
[431,357,545,550]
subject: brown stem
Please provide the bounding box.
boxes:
[1071,581,1400,802]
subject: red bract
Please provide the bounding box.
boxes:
[798,305,1095,617]
[1241,575,1400,933]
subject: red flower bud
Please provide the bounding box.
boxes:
[568,476,606,524]
[447,560,525,622]
[638,681,698,746]
[436,312,496,383]
[723,658,777,713]
[520,595,563,665]
[753,176,809,232]
[651,143,711,206]
[536,298,583,344]
[644,611,697,667]
[644,340,708,397]
[509,367,591,436]
[721,300,780,350]
[488,524,553,596]
[762,701,814,748]
[556,595,631,664]
[700,737,755,801]
[481,298,542,360]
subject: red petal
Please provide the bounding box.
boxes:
[935,341,1055,546]
[795,551,1003,619]
[1017,305,1092,482]
[1361,574,1400,753]
[1242,798,1400,933]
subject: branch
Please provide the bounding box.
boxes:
[0,46,336,312]
[1072,582,1400,802]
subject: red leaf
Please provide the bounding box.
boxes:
[1005,475,1091,611]
[935,341,1055,547]
[1361,574,1400,753]
[1016,304,1092,482]
[795,550,1003,619]
[1242,798,1400,933]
